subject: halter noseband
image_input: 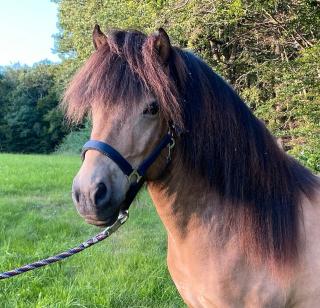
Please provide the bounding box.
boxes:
[81,127,175,211]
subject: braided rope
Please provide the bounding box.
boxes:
[0,211,128,280]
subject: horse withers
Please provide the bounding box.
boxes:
[63,25,320,307]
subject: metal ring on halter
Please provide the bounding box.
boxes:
[127,170,143,184]
[102,210,129,236]
[167,138,175,161]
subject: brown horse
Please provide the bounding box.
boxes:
[64,25,320,307]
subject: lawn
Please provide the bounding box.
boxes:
[0,154,184,307]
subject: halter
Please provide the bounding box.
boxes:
[81,127,175,211]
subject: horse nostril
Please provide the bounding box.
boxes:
[72,181,81,204]
[94,182,108,207]
[73,190,80,203]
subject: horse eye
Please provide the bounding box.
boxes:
[143,101,159,115]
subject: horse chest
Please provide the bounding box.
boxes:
[147,186,306,307]
[166,235,288,308]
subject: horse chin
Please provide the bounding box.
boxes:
[84,210,119,228]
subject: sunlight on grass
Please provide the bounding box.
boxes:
[0,154,183,307]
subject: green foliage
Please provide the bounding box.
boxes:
[0,63,69,153]
[53,0,320,172]
[252,44,320,171]
[53,0,166,63]
[55,122,91,154]
[0,154,183,307]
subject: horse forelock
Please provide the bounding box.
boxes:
[62,29,184,126]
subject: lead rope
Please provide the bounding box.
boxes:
[1,126,177,281]
[0,210,128,280]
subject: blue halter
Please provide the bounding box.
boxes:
[81,129,175,210]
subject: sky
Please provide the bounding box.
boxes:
[0,0,60,66]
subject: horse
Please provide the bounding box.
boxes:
[63,25,320,307]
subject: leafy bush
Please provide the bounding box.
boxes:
[55,122,90,154]
[0,63,69,153]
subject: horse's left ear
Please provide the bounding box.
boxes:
[93,24,108,50]
[153,28,172,64]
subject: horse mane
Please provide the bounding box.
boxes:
[169,51,319,268]
[63,29,319,268]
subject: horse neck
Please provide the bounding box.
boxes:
[147,158,220,242]
[147,146,320,276]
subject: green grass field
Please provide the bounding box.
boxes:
[0,154,184,307]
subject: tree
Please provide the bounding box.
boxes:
[0,63,68,153]
[53,0,320,171]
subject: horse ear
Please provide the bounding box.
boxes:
[93,24,108,50]
[153,28,172,64]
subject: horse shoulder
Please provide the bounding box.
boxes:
[290,189,320,306]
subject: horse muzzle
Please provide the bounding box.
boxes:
[72,177,122,227]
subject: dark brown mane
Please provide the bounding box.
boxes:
[167,50,319,268]
[63,29,319,268]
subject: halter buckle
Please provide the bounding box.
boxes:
[127,169,143,184]
[167,137,175,161]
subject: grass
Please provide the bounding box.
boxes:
[0,154,184,307]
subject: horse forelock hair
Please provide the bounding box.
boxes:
[62,29,184,127]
